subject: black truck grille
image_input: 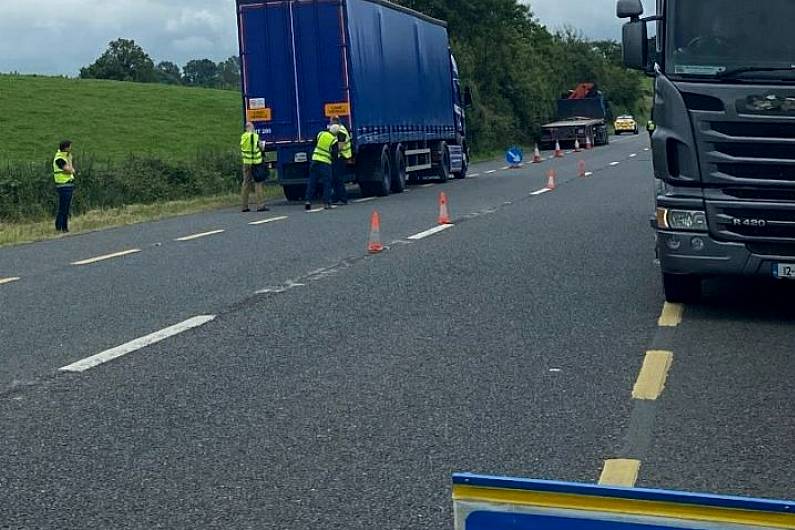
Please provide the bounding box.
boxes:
[706,121,795,185]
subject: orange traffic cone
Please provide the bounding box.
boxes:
[586,135,593,150]
[533,144,542,164]
[574,138,582,152]
[578,160,587,178]
[368,211,384,254]
[546,168,557,190]
[438,192,452,225]
[554,140,564,158]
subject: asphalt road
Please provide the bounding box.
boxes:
[1,134,792,529]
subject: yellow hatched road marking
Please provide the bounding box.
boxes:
[71,249,142,266]
[633,350,674,400]
[0,277,21,285]
[599,459,640,487]
[658,302,684,327]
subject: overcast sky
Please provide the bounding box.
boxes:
[0,0,623,76]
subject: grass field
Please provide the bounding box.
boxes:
[0,75,242,163]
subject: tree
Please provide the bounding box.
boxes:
[183,59,219,88]
[80,38,156,83]
[217,56,241,90]
[155,61,182,85]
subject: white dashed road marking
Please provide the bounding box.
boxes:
[530,188,552,196]
[175,230,225,242]
[71,249,142,266]
[249,216,288,225]
[629,153,637,158]
[0,277,21,285]
[485,170,497,174]
[59,315,216,373]
[407,224,454,240]
[353,197,376,203]
[610,162,620,166]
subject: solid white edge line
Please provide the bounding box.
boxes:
[59,315,216,373]
[71,249,142,266]
[249,216,288,225]
[407,224,454,240]
[530,188,552,196]
[0,277,21,285]
[175,229,225,242]
[353,197,376,203]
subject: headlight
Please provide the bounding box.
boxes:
[656,208,708,231]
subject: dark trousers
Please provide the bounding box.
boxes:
[332,159,349,204]
[306,162,332,205]
[55,186,74,232]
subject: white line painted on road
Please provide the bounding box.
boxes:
[0,277,21,286]
[501,166,510,170]
[643,147,650,151]
[530,188,551,196]
[249,216,288,226]
[353,197,376,203]
[175,230,225,242]
[420,183,435,188]
[407,224,454,240]
[610,162,620,166]
[485,170,497,174]
[629,153,637,158]
[469,173,480,177]
[306,207,325,213]
[584,171,593,177]
[59,315,216,373]
[71,249,142,266]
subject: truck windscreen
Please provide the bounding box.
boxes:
[667,0,795,78]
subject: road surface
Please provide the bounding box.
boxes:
[1,134,792,528]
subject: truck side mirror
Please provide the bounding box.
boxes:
[622,19,649,71]
[463,86,473,108]
[617,0,644,19]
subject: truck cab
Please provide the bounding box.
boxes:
[619,0,795,302]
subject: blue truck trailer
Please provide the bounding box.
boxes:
[236,0,471,200]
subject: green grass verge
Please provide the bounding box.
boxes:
[0,186,285,248]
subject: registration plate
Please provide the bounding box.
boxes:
[294,152,307,163]
[773,263,795,279]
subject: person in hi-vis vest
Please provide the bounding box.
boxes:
[330,116,352,205]
[305,124,340,211]
[240,122,269,212]
[53,140,76,233]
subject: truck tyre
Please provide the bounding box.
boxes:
[662,273,702,303]
[437,142,450,183]
[391,144,407,193]
[453,147,468,180]
[372,145,392,197]
[283,184,304,202]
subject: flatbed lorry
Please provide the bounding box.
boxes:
[540,83,610,149]
[236,0,471,200]
[619,0,795,302]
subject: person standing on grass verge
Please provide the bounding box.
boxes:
[240,122,269,213]
[53,140,75,233]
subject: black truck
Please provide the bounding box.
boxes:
[541,83,610,149]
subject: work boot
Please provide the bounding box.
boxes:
[305,202,312,211]
[257,205,270,212]
[242,208,251,213]
[324,203,336,210]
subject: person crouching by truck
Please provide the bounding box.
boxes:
[53,140,76,233]
[240,122,269,213]
[330,117,352,205]
[305,124,340,211]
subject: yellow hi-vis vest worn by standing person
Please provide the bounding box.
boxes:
[240,123,269,212]
[337,124,352,160]
[53,150,75,186]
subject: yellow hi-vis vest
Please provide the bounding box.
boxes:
[338,124,352,160]
[240,131,263,165]
[312,130,338,165]
[53,151,74,186]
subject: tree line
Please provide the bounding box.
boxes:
[79,38,241,91]
[397,0,647,152]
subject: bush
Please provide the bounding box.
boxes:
[0,151,240,223]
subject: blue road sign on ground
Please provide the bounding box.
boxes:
[506,147,523,166]
[453,474,795,530]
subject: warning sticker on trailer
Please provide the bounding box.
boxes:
[248,98,267,110]
[247,108,272,122]
[324,102,350,118]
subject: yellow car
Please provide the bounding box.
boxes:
[614,115,639,135]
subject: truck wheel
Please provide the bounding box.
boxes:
[437,142,450,183]
[453,149,468,180]
[391,144,407,193]
[372,145,392,197]
[662,273,702,303]
[283,184,304,202]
